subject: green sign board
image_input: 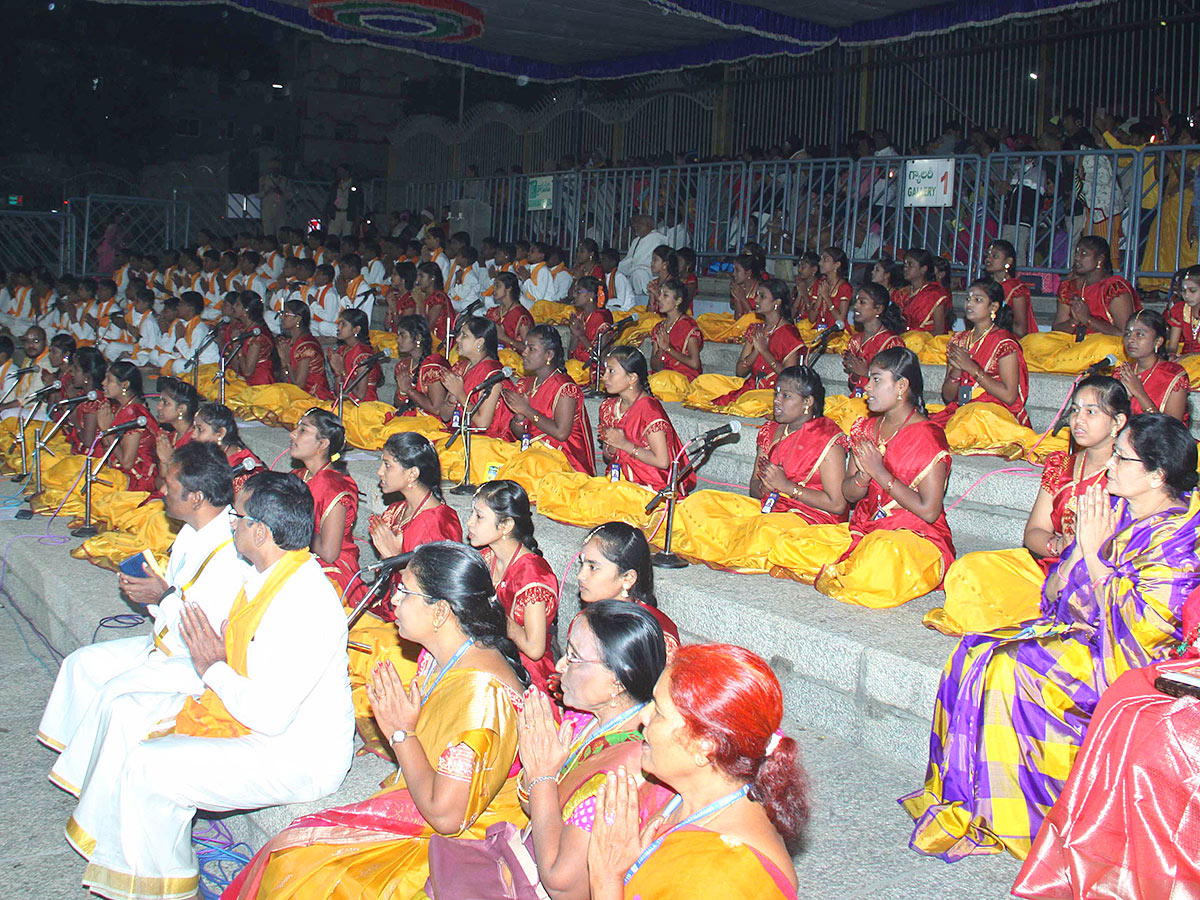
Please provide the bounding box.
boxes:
[526,176,553,212]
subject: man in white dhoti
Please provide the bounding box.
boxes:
[617,214,669,299]
[62,470,354,900]
[38,441,249,795]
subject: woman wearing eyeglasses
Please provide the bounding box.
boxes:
[904,414,1200,864]
[224,542,531,900]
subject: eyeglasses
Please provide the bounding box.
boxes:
[392,584,439,602]
[227,509,259,526]
[1112,451,1144,466]
[562,643,606,667]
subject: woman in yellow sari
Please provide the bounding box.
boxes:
[587,643,808,900]
[224,542,530,900]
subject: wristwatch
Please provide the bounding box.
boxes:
[390,728,412,745]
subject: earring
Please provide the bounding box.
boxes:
[693,754,707,767]
[990,311,996,322]
[620,586,629,599]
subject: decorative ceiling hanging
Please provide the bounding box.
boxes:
[309,0,484,41]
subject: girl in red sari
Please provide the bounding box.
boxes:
[588,644,807,900]
[151,376,199,490]
[95,361,161,493]
[63,347,111,455]
[983,239,1038,336]
[329,309,380,403]
[570,237,604,295]
[677,246,699,307]
[645,245,679,315]
[289,408,361,602]
[229,292,278,386]
[192,402,266,495]
[383,261,418,332]
[930,376,1130,636]
[770,348,953,608]
[415,261,454,351]
[578,521,681,655]
[1117,308,1189,422]
[932,279,1031,427]
[278,300,333,401]
[647,279,703,379]
[1165,264,1200,356]
[842,284,905,396]
[894,248,951,335]
[599,346,695,495]
[806,247,853,330]
[485,271,534,353]
[568,275,615,365]
[442,315,515,440]
[502,324,596,474]
[390,314,450,417]
[468,479,560,694]
[716,277,804,407]
[1051,236,1139,337]
[729,255,763,318]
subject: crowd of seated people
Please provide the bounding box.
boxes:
[9,186,1200,900]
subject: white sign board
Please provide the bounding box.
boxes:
[903,159,955,207]
[526,176,554,212]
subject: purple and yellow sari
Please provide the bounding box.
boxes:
[900,494,1200,861]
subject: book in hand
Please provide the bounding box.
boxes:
[118,550,166,580]
[1154,663,1200,700]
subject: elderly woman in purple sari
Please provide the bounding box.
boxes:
[901,413,1200,863]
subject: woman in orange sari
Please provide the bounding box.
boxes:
[1116,308,1189,422]
[467,479,559,694]
[715,278,804,407]
[485,271,534,353]
[223,543,530,900]
[931,279,1031,430]
[894,248,951,335]
[289,408,361,602]
[929,377,1129,635]
[671,366,847,572]
[441,315,514,441]
[841,284,905,396]
[229,292,278,386]
[391,315,451,418]
[278,300,333,401]
[588,644,807,900]
[983,239,1038,336]
[647,279,703,380]
[502,324,595,474]
[329,309,381,404]
[806,247,853,330]
[95,361,161,493]
[599,347,694,495]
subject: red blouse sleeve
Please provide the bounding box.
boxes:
[1167,300,1186,330]
[1039,451,1069,493]
[756,421,776,453]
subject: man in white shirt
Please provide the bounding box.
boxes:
[617,215,669,297]
[423,226,451,281]
[306,263,342,337]
[164,292,220,375]
[61,469,353,900]
[38,443,249,794]
[519,241,557,304]
[233,251,272,302]
[447,246,484,312]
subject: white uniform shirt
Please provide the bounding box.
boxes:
[617,230,668,294]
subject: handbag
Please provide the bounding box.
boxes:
[424,821,550,900]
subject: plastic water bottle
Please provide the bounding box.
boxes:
[609,462,620,483]
[761,491,779,513]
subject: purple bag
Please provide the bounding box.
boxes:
[424,821,550,900]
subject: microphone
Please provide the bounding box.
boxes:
[691,419,742,445]
[469,365,514,397]
[460,299,484,318]
[231,456,259,473]
[102,415,148,437]
[1084,354,1119,375]
[363,350,390,367]
[12,366,38,377]
[51,390,99,411]
[28,380,63,400]
[361,551,414,576]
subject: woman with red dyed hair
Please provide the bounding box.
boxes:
[588,643,809,899]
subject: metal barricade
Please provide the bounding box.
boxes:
[652,162,747,259]
[173,188,249,243]
[0,210,74,275]
[847,154,984,276]
[746,158,856,258]
[1130,143,1200,292]
[575,166,658,254]
[980,148,1134,283]
[75,195,185,276]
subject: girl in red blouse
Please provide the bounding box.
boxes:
[229,292,278,386]
[63,346,112,455]
[842,283,905,396]
[646,245,679,316]
[329,308,380,403]
[570,237,604,295]
[94,361,161,493]
[467,479,559,694]
[383,261,418,332]
[715,277,804,406]
[983,239,1038,337]
[151,376,199,488]
[894,248,951,335]
[415,260,454,351]
[807,247,853,330]
[441,315,515,439]
[1051,236,1139,337]
[567,275,615,365]
[676,246,699,308]
[192,402,265,495]
[1117,308,1190,422]
[278,300,333,401]
[391,314,451,417]
[647,279,703,379]
[485,271,534,353]
[1166,264,1200,357]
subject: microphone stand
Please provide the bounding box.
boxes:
[188,330,219,393]
[586,326,617,399]
[71,436,123,538]
[449,385,491,496]
[336,357,375,419]
[217,335,251,406]
[29,402,77,498]
[345,567,395,631]
[644,432,728,569]
[11,396,48,482]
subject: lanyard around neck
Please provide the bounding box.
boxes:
[562,702,646,774]
[624,783,750,884]
[421,637,474,702]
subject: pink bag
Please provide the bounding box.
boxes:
[424,821,550,900]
